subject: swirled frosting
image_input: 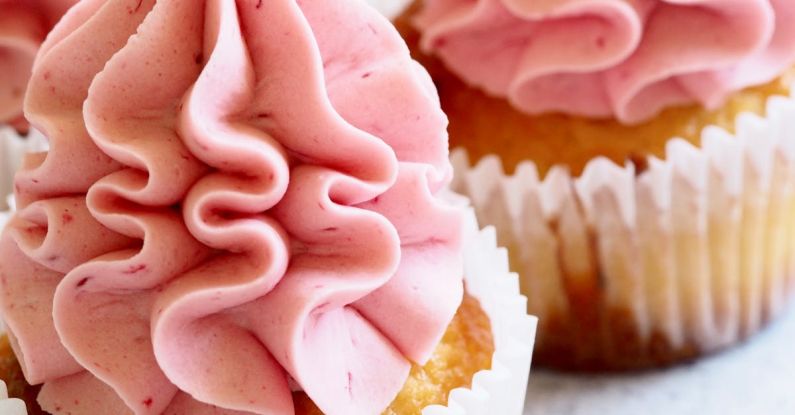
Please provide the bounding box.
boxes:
[415,0,795,124]
[0,0,463,414]
[0,0,75,128]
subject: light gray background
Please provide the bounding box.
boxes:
[524,308,795,415]
[364,1,795,413]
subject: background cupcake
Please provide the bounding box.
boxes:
[0,0,76,131]
[398,0,795,370]
[0,0,74,210]
[0,0,535,413]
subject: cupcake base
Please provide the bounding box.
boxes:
[452,138,795,371]
[531,307,702,372]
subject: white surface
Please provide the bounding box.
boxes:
[524,305,795,415]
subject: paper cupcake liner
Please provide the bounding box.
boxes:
[424,202,537,415]
[0,381,27,415]
[0,127,48,211]
[450,85,795,370]
[0,192,536,413]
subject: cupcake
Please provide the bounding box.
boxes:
[398,0,795,370]
[0,0,536,414]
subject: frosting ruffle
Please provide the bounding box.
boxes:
[0,0,75,127]
[415,0,795,124]
[0,0,463,414]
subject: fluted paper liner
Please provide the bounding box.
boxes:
[0,380,27,415]
[451,86,795,370]
[0,198,536,414]
[423,206,537,415]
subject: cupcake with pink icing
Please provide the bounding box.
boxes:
[0,0,536,414]
[397,0,795,369]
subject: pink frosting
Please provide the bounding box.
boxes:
[0,0,75,126]
[415,0,795,124]
[0,0,463,414]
